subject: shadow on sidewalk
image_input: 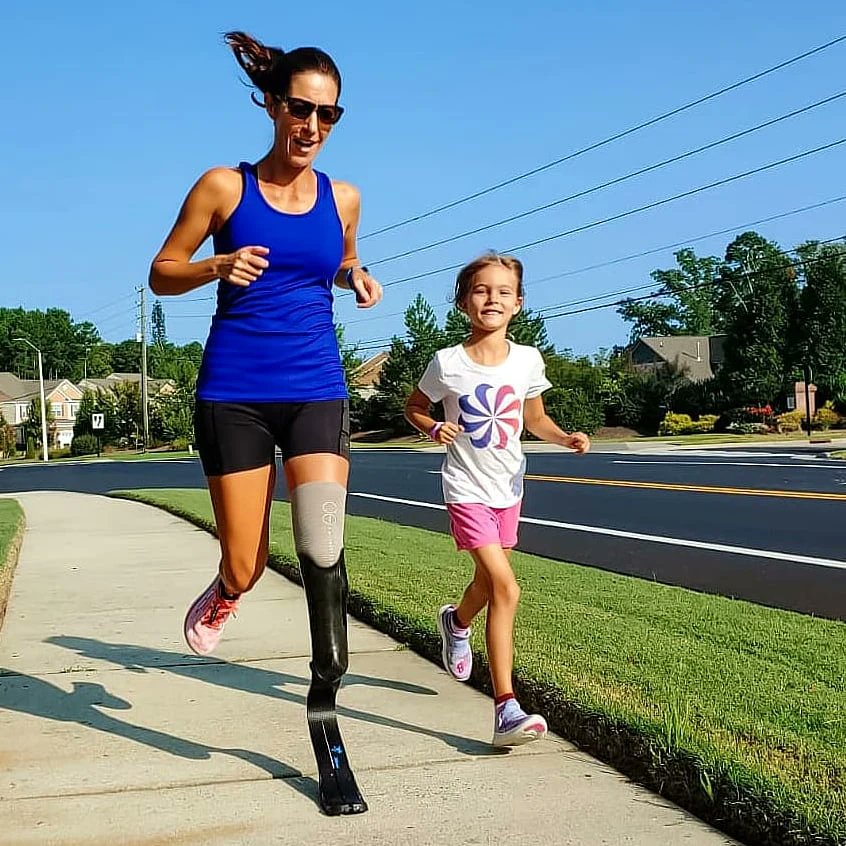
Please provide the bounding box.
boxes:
[0,672,319,803]
[47,636,499,756]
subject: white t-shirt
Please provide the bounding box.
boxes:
[418,342,552,507]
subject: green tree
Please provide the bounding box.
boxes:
[151,388,195,444]
[84,343,113,379]
[443,306,470,346]
[797,241,846,403]
[508,307,554,353]
[73,389,105,437]
[718,232,799,406]
[110,339,141,373]
[22,398,56,448]
[107,380,141,444]
[618,248,724,341]
[0,308,102,380]
[0,411,16,458]
[368,297,444,434]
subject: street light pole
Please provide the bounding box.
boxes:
[13,337,49,462]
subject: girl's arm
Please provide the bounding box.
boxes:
[331,180,382,308]
[149,168,269,296]
[405,388,462,445]
[523,396,590,453]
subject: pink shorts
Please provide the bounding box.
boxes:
[446,501,522,551]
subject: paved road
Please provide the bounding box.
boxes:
[2,446,844,620]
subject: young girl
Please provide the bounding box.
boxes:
[405,252,589,747]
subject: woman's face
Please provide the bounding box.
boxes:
[268,71,341,168]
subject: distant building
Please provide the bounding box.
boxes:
[0,373,83,449]
[78,372,177,399]
[628,335,726,382]
[349,352,389,399]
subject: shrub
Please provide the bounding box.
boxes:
[727,422,770,435]
[658,413,693,436]
[171,437,190,452]
[71,434,99,456]
[545,387,604,435]
[657,413,719,436]
[49,447,71,460]
[25,437,36,459]
[814,402,840,431]
[776,410,805,433]
[687,414,719,434]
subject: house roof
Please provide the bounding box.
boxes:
[0,373,82,402]
[632,335,726,382]
[79,373,177,396]
[350,352,389,389]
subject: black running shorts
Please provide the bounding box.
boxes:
[193,399,350,477]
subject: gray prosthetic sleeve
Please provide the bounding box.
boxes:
[290,481,347,569]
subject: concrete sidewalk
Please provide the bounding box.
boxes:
[0,492,737,845]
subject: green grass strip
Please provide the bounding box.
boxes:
[112,488,846,846]
[0,498,25,628]
[0,499,24,572]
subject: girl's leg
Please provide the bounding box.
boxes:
[285,452,366,816]
[454,560,491,629]
[468,544,521,698]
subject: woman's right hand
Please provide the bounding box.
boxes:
[215,246,270,286]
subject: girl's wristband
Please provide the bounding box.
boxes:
[428,422,444,442]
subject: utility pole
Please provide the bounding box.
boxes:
[137,286,149,452]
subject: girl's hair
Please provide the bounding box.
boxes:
[453,252,524,307]
[224,31,342,106]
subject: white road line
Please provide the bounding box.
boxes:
[349,491,846,572]
[612,460,844,470]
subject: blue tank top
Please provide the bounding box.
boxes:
[196,162,348,402]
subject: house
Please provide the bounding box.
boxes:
[628,335,726,382]
[78,372,177,399]
[349,352,389,399]
[0,373,83,449]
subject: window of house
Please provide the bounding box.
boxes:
[69,402,80,418]
[52,403,63,417]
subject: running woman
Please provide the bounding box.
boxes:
[149,30,380,815]
[405,253,589,747]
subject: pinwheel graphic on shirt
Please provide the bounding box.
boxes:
[458,383,521,449]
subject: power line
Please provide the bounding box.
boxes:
[540,244,844,322]
[346,242,845,353]
[378,136,846,290]
[368,90,846,267]
[76,292,136,320]
[534,234,845,316]
[338,194,846,327]
[360,33,846,239]
[530,195,846,287]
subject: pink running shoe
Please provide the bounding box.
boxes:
[183,578,239,656]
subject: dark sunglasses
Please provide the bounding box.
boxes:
[282,96,344,126]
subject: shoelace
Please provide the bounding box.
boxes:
[203,597,237,628]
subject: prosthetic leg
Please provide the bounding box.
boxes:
[293,482,367,815]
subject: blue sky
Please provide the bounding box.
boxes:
[2,1,845,357]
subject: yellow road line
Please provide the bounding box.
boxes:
[524,474,846,501]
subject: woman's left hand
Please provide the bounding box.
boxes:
[349,267,383,309]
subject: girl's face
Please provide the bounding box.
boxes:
[267,71,341,169]
[461,265,523,332]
